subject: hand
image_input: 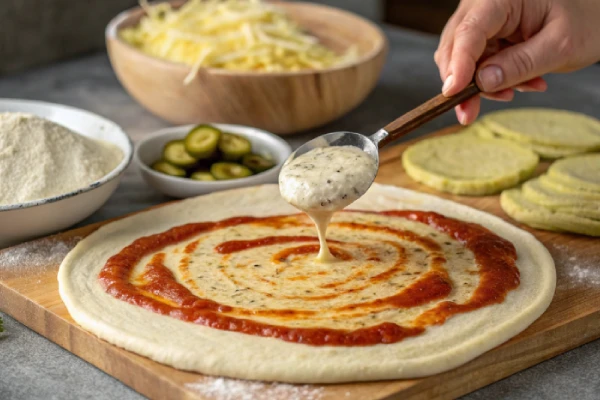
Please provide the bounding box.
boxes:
[434,0,600,124]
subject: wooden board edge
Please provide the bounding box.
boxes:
[382,309,600,400]
[0,284,200,400]
[3,278,600,400]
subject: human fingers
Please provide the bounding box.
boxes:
[514,77,548,92]
[476,22,567,92]
[435,7,466,81]
[455,96,481,125]
[442,1,515,96]
[480,88,515,101]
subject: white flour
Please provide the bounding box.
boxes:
[185,378,324,400]
[0,237,79,282]
[0,112,123,206]
[550,244,600,288]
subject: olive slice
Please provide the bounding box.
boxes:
[184,125,221,159]
[242,153,275,173]
[190,171,216,181]
[218,132,252,161]
[163,140,198,167]
[210,162,253,180]
[151,161,186,177]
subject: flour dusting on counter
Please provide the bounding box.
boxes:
[550,243,600,288]
[0,237,80,280]
[185,378,324,400]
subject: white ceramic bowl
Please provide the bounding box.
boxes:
[0,99,133,248]
[135,124,292,198]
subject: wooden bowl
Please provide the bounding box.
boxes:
[105,1,387,135]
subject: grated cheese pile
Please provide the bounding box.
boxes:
[120,0,358,84]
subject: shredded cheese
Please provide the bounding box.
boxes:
[120,0,358,83]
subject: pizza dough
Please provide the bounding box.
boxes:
[402,133,539,195]
[481,108,600,149]
[58,184,555,383]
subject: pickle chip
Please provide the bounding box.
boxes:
[501,188,600,236]
[210,162,253,180]
[402,133,539,195]
[190,171,216,181]
[151,161,186,177]
[218,132,252,161]
[242,153,275,173]
[163,140,198,167]
[184,125,221,159]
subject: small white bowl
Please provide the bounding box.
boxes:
[0,99,133,248]
[135,124,292,198]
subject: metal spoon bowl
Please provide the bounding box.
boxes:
[284,82,481,181]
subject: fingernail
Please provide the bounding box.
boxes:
[442,74,454,95]
[478,65,504,91]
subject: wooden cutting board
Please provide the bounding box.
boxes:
[1,126,599,400]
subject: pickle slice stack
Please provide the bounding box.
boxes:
[150,125,275,181]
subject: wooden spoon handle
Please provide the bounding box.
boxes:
[377,82,481,148]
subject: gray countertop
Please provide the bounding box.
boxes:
[1,26,600,400]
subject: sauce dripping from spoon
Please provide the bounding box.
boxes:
[279,146,377,262]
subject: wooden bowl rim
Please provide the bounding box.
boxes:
[105,0,388,77]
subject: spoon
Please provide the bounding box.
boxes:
[286,82,481,169]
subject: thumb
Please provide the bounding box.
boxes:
[475,24,568,92]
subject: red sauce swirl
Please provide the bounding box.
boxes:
[98,211,519,346]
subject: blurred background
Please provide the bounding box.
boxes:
[0,0,458,75]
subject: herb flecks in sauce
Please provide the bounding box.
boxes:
[279,146,377,262]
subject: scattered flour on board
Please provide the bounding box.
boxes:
[0,237,79,280]
[550,244,600,288]
[185,378,324,400]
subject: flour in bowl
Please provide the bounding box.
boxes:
[0,113,123,206]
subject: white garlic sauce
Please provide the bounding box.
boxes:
[279,146,377,262]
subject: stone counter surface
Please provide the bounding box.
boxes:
[1,26,599,400]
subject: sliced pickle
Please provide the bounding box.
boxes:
[163,140,198,167]
[242,153,275,173]
[210,162,253,180]
[190,171,216,181]
[184,125,221,159]
[218,132,252,161]
[151,161,186,177]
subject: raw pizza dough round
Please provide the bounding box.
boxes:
[58,184,555,383]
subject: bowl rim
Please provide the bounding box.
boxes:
[105,0,388,77]
[135,123,292,188]
[0,98,134,212]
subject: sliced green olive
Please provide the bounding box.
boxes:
[190,171,216,181]
[242,153,275,173]
[184,125,221,159]
[151,161,186,177]
[218,132,252,161]
[162,140,198,167]
[210,162,253,180]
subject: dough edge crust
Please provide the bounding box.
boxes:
[58,183,556,384]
